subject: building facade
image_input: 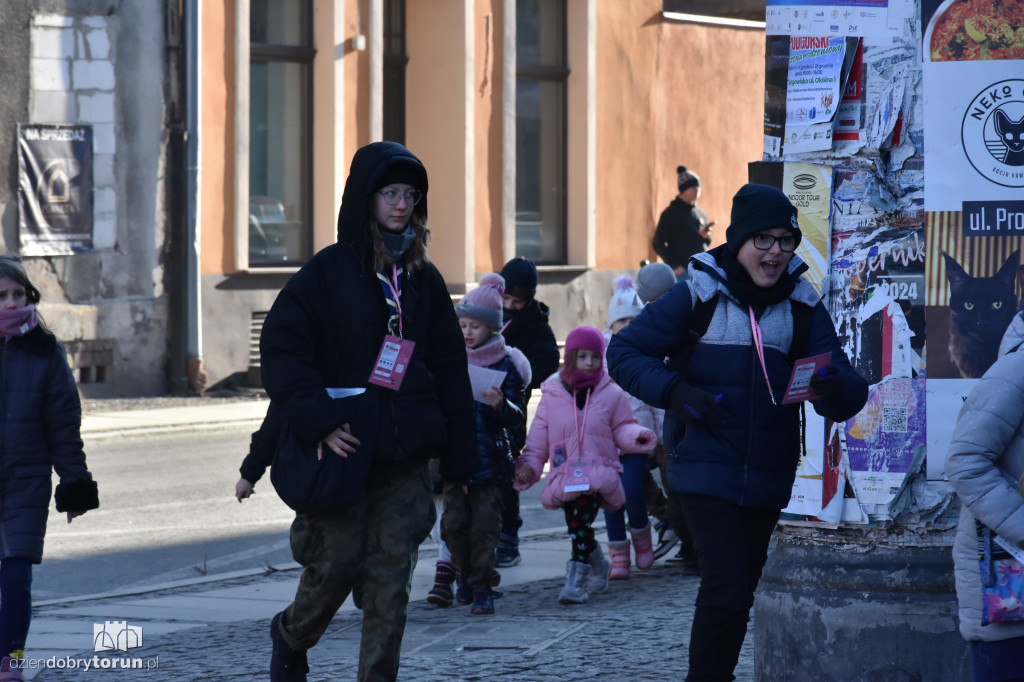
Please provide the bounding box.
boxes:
[0,0,766,395]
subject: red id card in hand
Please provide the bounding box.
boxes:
[781,352,831,404]
[368,335,415,391]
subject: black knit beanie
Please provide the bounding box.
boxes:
[499,258,538,302]
[725,184,802,254]
[677,165,700,193]
[377,158,425,191]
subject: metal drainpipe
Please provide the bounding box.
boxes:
[184,0,207,394]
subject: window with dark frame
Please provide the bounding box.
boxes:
[249,0,315,267]
[516,0,568,265]
[382,0,408,145]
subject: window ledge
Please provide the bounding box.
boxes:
[536,264,591,275]
[243,266,302,275]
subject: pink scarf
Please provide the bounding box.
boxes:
[466,333,507,368]
[0,305,38,337]
[560,364,605,390]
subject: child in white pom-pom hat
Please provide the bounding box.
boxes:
[600,275,665,579]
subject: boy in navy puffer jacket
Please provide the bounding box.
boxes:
[439,274,530,615]
[608,184,867,681]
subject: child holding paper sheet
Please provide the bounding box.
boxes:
[434,273,530,615]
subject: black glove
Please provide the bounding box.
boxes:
[809,364,841,400]
[669,382,724,428]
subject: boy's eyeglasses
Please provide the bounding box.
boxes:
[751,233,798,252]
[377,188,423,206]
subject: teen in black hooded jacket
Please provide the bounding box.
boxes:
[260,142,477,682]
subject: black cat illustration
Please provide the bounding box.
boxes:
[994,110,1024,167]
[942,250,1020,378]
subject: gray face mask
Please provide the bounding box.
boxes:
[380,224,417,258]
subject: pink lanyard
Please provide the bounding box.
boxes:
[748,306,779,405]
[500,319,512,334]
[381,264,404,337]
[572,389,592,455]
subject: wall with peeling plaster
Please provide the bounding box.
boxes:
[0,0,169,396]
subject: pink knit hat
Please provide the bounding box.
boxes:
[454,273,505,330]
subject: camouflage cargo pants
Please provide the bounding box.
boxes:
[440,482,503,590]
[278,463,435,682]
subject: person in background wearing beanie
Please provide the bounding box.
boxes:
[495,257,561,567]
[652,166,713,279]
[601,275,663,579]
[608,184,867,681]
[634,261,678,305]
[514,326,657,604]
[432,273,530,616]
[259,142,478,682]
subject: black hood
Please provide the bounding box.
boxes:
[336,141,429,250]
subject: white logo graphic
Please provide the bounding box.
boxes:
[961,79,1024,188]
[93,621,143,652]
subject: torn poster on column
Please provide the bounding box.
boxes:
[765,36,852,156]
[828,219,926,518]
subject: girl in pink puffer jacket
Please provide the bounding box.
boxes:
[514,326,656,605]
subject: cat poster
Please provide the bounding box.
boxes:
[924,212,1023,380]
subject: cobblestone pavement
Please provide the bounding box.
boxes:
[35,556,754,681]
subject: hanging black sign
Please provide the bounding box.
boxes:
[18,123,94,254]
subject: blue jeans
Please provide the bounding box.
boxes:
[972,638,1024,682]
[603,453,650,542]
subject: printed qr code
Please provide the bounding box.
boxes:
[882,406,908,433]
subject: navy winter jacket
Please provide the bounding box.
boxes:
[607,251,867,509]
[0,327,94,562]
[470,352,527,486]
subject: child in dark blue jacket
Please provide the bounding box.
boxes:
[607,184,867,682]
[440,273,530,615]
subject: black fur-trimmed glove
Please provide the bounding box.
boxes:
[809,364,841,401]
[669,382,724,428]
[55,479,100,513]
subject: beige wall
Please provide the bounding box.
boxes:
[200,0,234,275]
[473,0,505,275]
[595,2,765,268]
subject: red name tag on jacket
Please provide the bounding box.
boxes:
[368,335,415,391]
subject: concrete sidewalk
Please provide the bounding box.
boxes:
[25,399,755,681]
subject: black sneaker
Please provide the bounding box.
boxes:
[471,588,495,615]
[653,521,680,560]
[270,612,309,682]
[496,543,522,567]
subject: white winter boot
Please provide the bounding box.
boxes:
[558,560,592,604]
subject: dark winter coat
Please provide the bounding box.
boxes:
[607,250,867,509]
[501,298,559,454]
[470,352,527,486]
[0,327,95,563]
[259,142,479,486]
[652,198,710,271]
[501,298,559,395]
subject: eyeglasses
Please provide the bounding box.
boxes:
[377,188,423,206]
[751,233,798,252]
